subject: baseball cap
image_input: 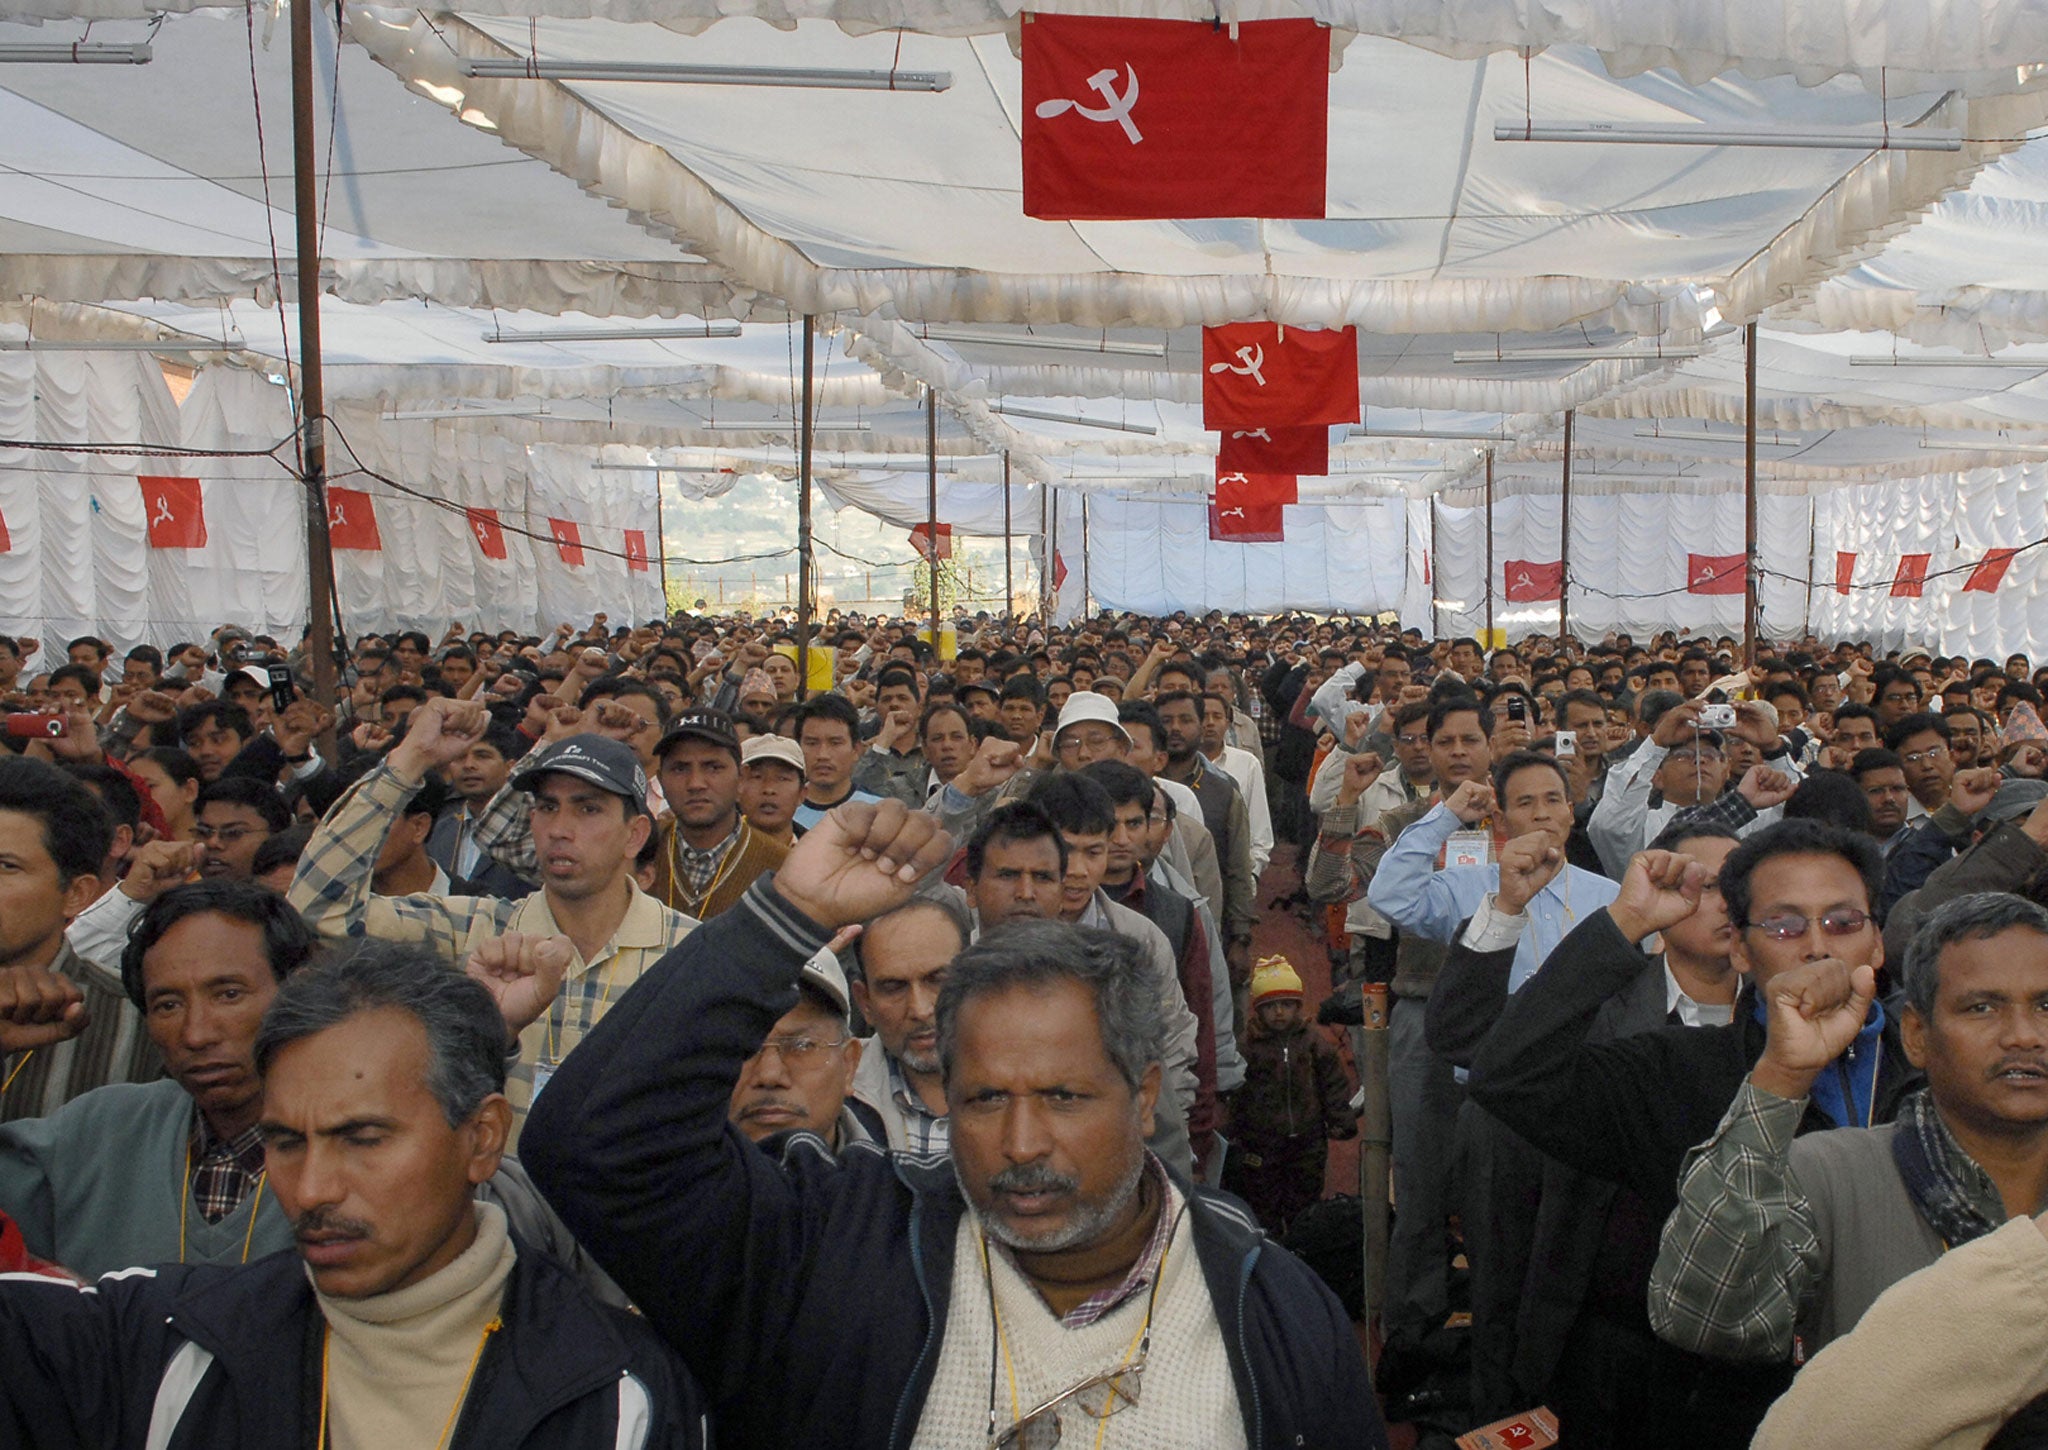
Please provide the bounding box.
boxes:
[799,945,852,1018]
[742,733,807,778]
[657,707,740,761]
[229,664,270,692]
[1981,778,2048,825]
[1053,691,1131,746]
[511,735,650,813]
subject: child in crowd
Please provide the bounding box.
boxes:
[1223,955,1357,1236]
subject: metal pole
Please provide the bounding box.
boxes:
[1558,410,1574,649]
[796,316,816,700]
[1002,452,1014,617]
[1483,450,1496,645]
[655,475,669,618]
[289,0,337,726]
[1046,487,1058,622]
[1804,496,1817,637]
[1744,321,1760,666]
[926,387,941,644]
[1355,984,1392,1365]
[1428,498,1443,638]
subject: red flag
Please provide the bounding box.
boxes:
[0,506,10,554]
[1503,559,1563,603]
[1021,15,1328,222]
[1218,424,1329,475]
[139,476,207,549]
[1963,547,2020,593]
[1208,499,1286,542]
[324,487,382,552]
[909,522,955,562]
[1202,324,1359,428]
[1052,551,1069,590]
[624,529,651,573]
[1835,551,1856,595]
[549,518,585,567]
[466,507,508,561]
[1892,554,1931,598]
[1685,552,1746,596]
[1214,470,1298,508]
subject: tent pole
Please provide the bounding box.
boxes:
[1428,497,1442,638]
[796,315,816,701]
[655,477,669,616]
[1484,450,1496,644]
[289,0,337,728]
[926,388,940,644]
[1046,487,1058,621]
[1558,411,1574,649]
[1804,497,1817,638]
[1002,452,1013,617]
[1744,322,1760,666]
[1080,495,1090,612]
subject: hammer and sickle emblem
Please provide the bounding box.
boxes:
[151,495,174,528]
[1230,428,1273,442]
[1034,65,1143,145]
[330,501,348,529]
[1221,507,1246,520]
[1513,569,1535,590]
[1208,344,1267,386]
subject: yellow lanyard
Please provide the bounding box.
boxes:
[667,821,744,917]
[1,1050,34,1098]
[178,1140,267,1265]
[316,1315,502,1450]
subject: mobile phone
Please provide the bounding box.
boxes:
[1556,729,1577,758]
[1506,695,1527,723]
[1700,703,1738,730]
[267,666,297,713]
[5,713,62,739]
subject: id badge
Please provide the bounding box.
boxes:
[531,1059,557,1102]
[1446,831,1491,869]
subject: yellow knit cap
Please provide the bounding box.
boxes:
[1249,955,1305,1004]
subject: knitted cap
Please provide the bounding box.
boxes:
[738,668,777,707]
[2002,701,2048,749]
[1249,955,1305,1005]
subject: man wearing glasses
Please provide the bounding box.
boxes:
[1886,711,1956,816]
[726,940,876,1152]
[1466,819,1917,1449]
[517,800,1383,1450]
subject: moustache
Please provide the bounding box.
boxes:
[987,1163,1079,1196]
[292,1207,373,1239]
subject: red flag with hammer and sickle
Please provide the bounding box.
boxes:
[550,518,586,568]
[1685,552,1746,596]
[909,522,955,562]
[1217,424,1329,475]
[1021,15,1329,221]
[1963,547,2020,593]
[1201,323,1359,429]
[1503,559,1564,603]
[139,475,207,549]
[466,508,508,561]
[325,487,382,552]
[624,529,651,573]
[1891,554,1931,598]
[1835,551,1856,595]
[1214,470,1298,509]
[1208,499,1286,542]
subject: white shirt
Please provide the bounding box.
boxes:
[1208,744,1273,877]
[1665,966,1736,1027]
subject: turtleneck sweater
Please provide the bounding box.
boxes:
[312,1201,517,1450]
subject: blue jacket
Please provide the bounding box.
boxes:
[524,879,1386,1450]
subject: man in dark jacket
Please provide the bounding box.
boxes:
[1466,818,1921,1448]
[521,798,1385,1450]
[0,941,704,1450]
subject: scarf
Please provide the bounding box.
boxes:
[1890,1088,2004,1249]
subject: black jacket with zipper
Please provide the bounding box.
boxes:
[0,1229,707,1450]
[522,878,1387,1450]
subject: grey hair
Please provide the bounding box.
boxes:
[253,939,508,1127]
[848,893,972,983]
[1900,892,2048,1018]
[934,920,1162,1090]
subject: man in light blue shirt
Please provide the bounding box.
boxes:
[1368,751,1620,993]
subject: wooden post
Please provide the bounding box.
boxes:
[1483,450,1496,644]
[289,0,337,728]
[1558,410,1575,648]
[1355,984,1392,1369]
[1744,322,1760,666]
[1045,486,1058,621]
[1002,452,1014,617]
[1080,495,1091,613]
[926,388,941,643]
[796,315,816,700]
[654,473,669,617]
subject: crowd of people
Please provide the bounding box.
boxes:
[1,606,2047,1448]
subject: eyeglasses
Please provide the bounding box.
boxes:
[1742,908,1872,941]
[192,824,266,845]
[990,1363,1145,1449]
[749,1034,848,1067]
[1901,745,1950,766]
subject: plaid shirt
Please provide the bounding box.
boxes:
[1649,1082,2001,1362]
[190,1114,267,1225]
[673,818,742,902]
[886,1055,950,1157]
[288,759,696,1131]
